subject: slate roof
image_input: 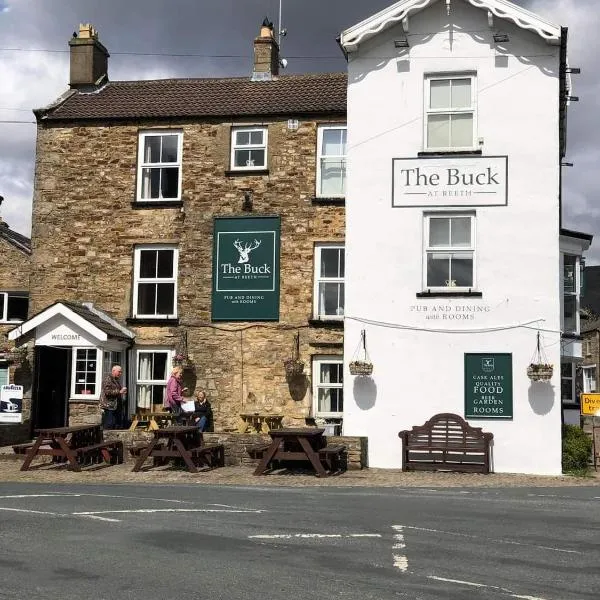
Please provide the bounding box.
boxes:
[59,301,133,341]
[37,72,348,122]
[0,222,31,255]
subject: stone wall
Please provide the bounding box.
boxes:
[104,430,367,469]
[0,234,32,446]
[32,116,345,429]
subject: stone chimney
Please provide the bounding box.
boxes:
[252,18,279,80]
[68,23,110,88]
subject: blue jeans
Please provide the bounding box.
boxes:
[196,416,208,432]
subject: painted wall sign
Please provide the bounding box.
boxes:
[0,384,23,424]
[212,216,280,321]
[409,303,492,321]
[580,393,600,416]
[465,353,513,419]
[392,156,508,207]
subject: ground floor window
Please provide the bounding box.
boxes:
[71,348,101,399]
[312,356,343,417]
[582,365,597,393]
[136,349,170,410]
[561,362,576,405]
[0,363,7,387]
[103,350,124,380]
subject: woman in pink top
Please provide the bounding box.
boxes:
[165,366,188,417]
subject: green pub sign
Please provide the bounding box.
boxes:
[212,216,280,321]
[464,353,513,419]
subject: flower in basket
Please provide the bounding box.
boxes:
[283,357,304,379]
[349,360,373,376]
[527,363,553,382]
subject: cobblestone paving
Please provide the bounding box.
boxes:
[0,456,598,487]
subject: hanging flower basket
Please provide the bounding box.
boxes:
[172,353,194,370]
[349,360,373,376]
[527,363,553,382]
[349,329,373,376]
[284,358,305,378]
[283,332,304,379]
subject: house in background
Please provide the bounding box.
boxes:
[339,0,592,474]
[0,198,31,445]
[9,20,347,435]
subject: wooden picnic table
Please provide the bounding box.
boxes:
[238,413,284,434]
[131,426,224,473]
[253,427,330,477]
[20,424,123,472]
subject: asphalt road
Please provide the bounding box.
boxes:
[0,483,597,600]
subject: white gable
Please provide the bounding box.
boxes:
[340,0,562,51]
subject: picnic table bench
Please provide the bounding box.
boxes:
[131,426,224,473]
[398,413,493,474]
[19,425,123,471]
[251,428,347,477]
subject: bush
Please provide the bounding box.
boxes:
[562,425,592,475]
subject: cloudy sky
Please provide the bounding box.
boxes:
[1,0,599,259]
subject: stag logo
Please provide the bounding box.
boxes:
[233,239,261,264]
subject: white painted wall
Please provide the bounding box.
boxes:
[343,0,563,474]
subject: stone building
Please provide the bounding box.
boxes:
[0,199,31,445]
[10,20,347,434]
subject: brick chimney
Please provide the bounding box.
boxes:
[68,23,109,88]
[252,18,279,80]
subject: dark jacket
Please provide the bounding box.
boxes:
[100,375,121,410]
[192,400,213,430]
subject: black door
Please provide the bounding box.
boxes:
[33,346,70,430]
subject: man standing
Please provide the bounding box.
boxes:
[99,365,127,430]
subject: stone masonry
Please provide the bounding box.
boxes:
[31,117,345,430]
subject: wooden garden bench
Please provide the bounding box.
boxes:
[318,444,347,473]
[398,413,493,474]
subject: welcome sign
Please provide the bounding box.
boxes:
[392,156,508,207]
[212,216,280,321]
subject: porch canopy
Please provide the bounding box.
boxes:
[8,300,135,347]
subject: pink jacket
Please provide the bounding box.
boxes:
[165,376,184,408]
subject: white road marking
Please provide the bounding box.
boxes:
[0,507,63,516]
[248,533,381,539]
[402,525,581,555]
[72,508,265,516]
[78,515,121,523]
[427,576,549,600]
[392,525,408,573]
[0,494,82,499]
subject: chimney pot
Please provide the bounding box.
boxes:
[253,18,279,80]
[68,23,109,88]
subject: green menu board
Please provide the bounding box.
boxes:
[465,353,513,420]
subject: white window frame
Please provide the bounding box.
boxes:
[582,365,597,393]
[562,254,580,335]
[312,355,344,418]
[561,362,576,405]
[133,245,179,319]
[230,126,268,171]
[70,347,102,400]
[136,130,183,202]
[424,74,477,151]
[316,124,347,198]
[134,348,172,411]
[0,291,28,323]
[313,243,345,320]
[423,213,476,292]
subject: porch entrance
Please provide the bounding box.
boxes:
[32,346,70,430]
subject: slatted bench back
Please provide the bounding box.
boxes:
[399,413,493,474]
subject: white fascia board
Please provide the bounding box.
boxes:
[8,303,108,342]
[560,235,592,255]
[339,0,561,51]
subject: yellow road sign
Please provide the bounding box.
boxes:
[580,393,600,416]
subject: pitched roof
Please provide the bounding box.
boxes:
[36,72,348,122]
[0,222,31,255]
[60,301,134,340]
[340,0,562,51]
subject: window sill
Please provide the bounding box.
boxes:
[416,290,482,298]
[224,169,269,177]
[418,149,482,157]
[308,318,344,329]
[132,200,184,209]
[69,398,100,404]
[311,197,345,206]
[126,317,180,326]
